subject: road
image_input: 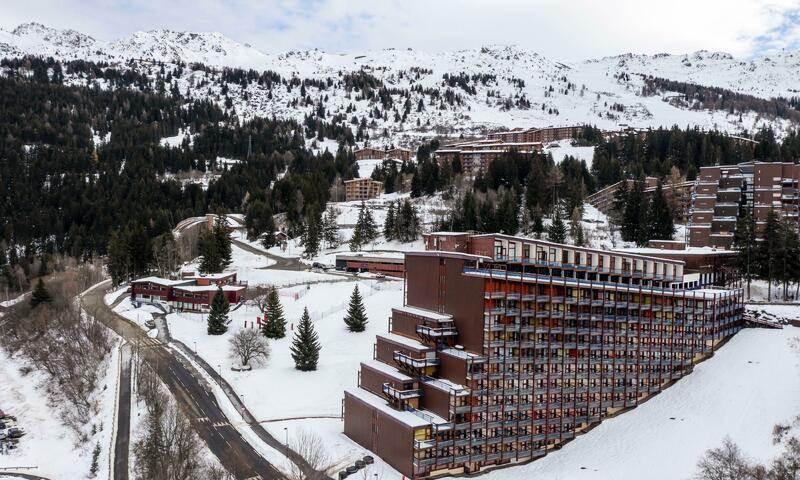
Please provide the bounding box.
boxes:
[83,281,288,480]
[114,344,132,480]
[231,238,301,271]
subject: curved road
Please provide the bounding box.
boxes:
[83,282,287,480]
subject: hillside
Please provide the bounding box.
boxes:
[2,22,800,146]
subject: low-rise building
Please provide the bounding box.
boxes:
[345,178,384,201]
[355,147,386,160]
[131,271,247,312]
[335,252,405,277]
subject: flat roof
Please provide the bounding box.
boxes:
[174,284,246,293]
[337,252,405,262]
[613,246,735,257]
[132,276,191,287]
[361,360,413,382]
[393,305,453,322]
[408,250,492,261]
[345,388,433,428]
[377,332,432,351]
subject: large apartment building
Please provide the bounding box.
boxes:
[688,161,800,248]
[344,178,384,201]
[435,139,543,173]
[487,125,584,144]
[343,233,744,479]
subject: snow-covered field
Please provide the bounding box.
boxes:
[0,341,120,479]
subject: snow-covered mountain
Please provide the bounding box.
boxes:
[2,22,799,143]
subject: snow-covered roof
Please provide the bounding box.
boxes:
[173,284,246,293]
[613,246,736,256]
[345,388,443,428]
[393,305,453,322]
[423,377,469,396]
[409,250,491,261]
[182,272,236,280]
[132,276,191,287]
[377,333,431,351]
[441,347,484,360]
[361,360,413,382]
[336,251,405,262]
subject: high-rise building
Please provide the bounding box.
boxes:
[343,233,744,479]
[688,161,800,248]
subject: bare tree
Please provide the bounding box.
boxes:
[287,429,337,480]
[696,437,756,480]
[228,328,270,367]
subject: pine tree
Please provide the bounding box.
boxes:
[290,307,321,371]
[322,206,340,248]
[646,182,674,241]
[756,210,783,301]
[611,179,629,225]
[214,214,232,270]
[547,208,567,244]
[622,180,646,244]
[384,201,397,241]
[30,278,51,308]
[361,203,378,243]
[207,287,229,335]
[261,286,286,339]
[343,285,368,332]
[198,229,221,274]
[574,223,586,246]
[90,443,101,476]
[733,210,757,299]
[302,208,322,258]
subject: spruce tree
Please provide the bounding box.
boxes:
[622,180,646,244]
[322,206,340,248]
[361,203,378,243]
[290,307,321,371]
[30,278,51,308]
[207,287,229,335]
[302,208,322,258]
[343,285,368,332]
[733,210,757,299]
[261,286,286,339]
[198,229,221,274]
[384,201,397,241]
[646,182,674,241]
[214,214,232,270]
[547,208,567,244]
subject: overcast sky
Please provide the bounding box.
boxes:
[2,0,799,61]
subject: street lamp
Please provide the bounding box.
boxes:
[218,364,222,376]
[284,427,289,457]
[193,341,197,354]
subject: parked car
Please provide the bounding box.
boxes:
[144,318,156,329]
[312,262,326,270]
[7,427,25,438]
[375,273,386,279]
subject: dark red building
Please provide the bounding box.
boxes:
[343,233,744,478]
[130,272,246,312]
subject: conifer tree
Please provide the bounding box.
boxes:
[646,182,674,241]
[756,211,783,300]
[322,206,340,248]
[198,229,221,274]
[733,210,757,299]
[207,287,229,335]
[574,223,586,246]
[622,180,646,244]
[384,201,397,241]
[302,208,322,258]
[214,214,232,270]
[361,203,378,243]
[547,208,567,244]
[290,307,321,371]
[261,286,286,339]
[30,278,51,308]
[343,285,368,332]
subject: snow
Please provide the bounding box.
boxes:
[545,139,595,167]
[0,293,26,308]
[0,340,120,479]
[159,128,192,148]
[3,23,795,142]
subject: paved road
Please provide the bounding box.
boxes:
[0,473,52,480]
[114,344,132,480]
[232,238,301,271]
[83,281,287,480]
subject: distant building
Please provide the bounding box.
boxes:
[487,125,584,143]
[131,272,247,312]
[345,178,384,202]
[343,232,743,479]
[586,177,695,220]
[435,139,543,173]
[355,147,386,160]
[355,147,414,162]
[687,161,800,248]
[335,252,405,277]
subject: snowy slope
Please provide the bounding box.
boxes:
[1,23,799,142]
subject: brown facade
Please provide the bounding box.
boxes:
[688,161,800,248]
[354,147,386,160]
[343,233,744,479]
[487,125,584,144]
[130,272,246,312]
[344,178,383,201]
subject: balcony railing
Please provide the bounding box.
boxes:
[416,324,458,338]
[393,351,439,369]
[382,383,422,401]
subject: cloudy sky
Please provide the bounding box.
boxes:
[2,0,799,60]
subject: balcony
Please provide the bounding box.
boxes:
[416,324,458,338]
[393,351,439,370]
[382,383,422,401]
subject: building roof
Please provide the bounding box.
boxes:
[361,360,413,382]
[132,276,192,287]
[408,250,492,261]
[345,388,447,428]
[337,251,405,262]
[173,284,246,293]
[613,246,736,257]
[377,332,432,351]
[393,305,453,322]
